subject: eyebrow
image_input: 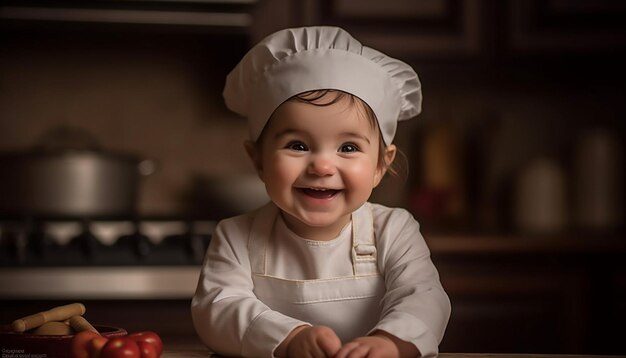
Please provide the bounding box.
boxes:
[340,132,371,144]
[273,128,303,140]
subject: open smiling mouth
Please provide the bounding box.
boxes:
[298,188,341,199]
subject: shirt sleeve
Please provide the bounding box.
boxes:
[191,215,309,357]
[371,207,451,358]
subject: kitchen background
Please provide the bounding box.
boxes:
[1,0,625,355]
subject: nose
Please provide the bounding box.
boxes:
[307,153,336,176]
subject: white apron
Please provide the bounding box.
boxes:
[248,203,385,343]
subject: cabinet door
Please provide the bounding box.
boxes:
[439,270,587,353]
[505,0,626,56]
[295,0,485,59]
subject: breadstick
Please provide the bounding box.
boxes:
[33,321,74,335]
[11,303,86,332]
[68,315,99,334]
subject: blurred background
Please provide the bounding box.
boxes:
[1,0,624,355]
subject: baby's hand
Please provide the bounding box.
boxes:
[278,325,342,358]
[333,335,399,358]
[334,330,418,358]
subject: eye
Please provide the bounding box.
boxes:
[339,143,359,153]
[287,141,308,151]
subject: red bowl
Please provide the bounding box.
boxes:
[0,325,127,358]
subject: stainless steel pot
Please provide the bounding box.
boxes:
[0,127,153,218]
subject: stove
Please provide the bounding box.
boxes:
[0,217,215,299]
[0,218,214,266]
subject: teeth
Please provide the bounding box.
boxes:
[305,188,341,192]
[301,187,339,199]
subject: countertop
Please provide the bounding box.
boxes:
[160,344,622,358]
[2,237,624,300]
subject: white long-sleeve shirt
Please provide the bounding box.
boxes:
[191,202,451,357]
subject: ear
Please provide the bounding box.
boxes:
[373,144,397,187]
[244,140,264,178]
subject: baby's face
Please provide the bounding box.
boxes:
[251,94,386,240]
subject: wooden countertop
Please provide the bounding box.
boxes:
[161,344,621,358]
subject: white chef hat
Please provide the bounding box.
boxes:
[223,26,422,145]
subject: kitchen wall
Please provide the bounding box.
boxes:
[2,3,624,233]
[1,27,254,216]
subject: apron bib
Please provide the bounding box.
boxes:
[248,203,385,342]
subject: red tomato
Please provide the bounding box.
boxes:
[87,335,109,358]
[70,331,101,358]
[128,331,163,356]
[100,337,140,358]
[137,341,158,358]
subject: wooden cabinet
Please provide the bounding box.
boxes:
[253,0,626,61]
[0,1,257,30]
[301,0,485,59]
[429,236,626,355]
[253,0,486,59]
[503,0,626,56]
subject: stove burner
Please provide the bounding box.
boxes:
[0,218,213,266]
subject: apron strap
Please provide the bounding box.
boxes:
[351,203,378,276]
[248,203,279,275]
[248,202,378,277]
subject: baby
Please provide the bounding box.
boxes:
[192,26,451,358]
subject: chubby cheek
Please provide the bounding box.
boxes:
[343,161,379,194]
[261,157,297,195]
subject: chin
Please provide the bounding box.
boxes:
[296,210,349,229]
